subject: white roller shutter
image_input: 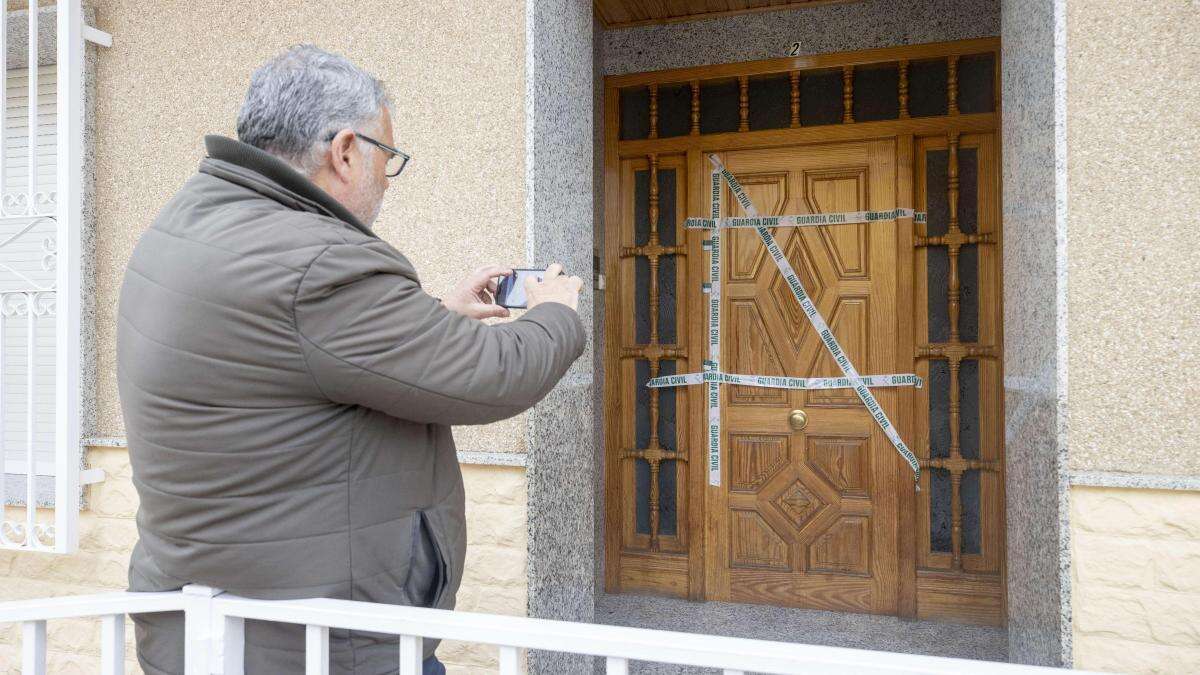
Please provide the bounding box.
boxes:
[0,64,58,477]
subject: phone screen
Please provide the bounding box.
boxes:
[494,268,545,309]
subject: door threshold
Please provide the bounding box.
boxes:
[594,591,1007,673]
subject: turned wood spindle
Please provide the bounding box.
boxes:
[947,132,961,341]
[648,155,660,344]
[648,456,661,543]
[790,71,801,127]
[690,79,700,135]
[646,153,663,547]
[948,55,959,115]
[648,84,659,139]
[948,349,964,568]
[842,65,854,123]
[898,60,910,119]
[738,75,749,131]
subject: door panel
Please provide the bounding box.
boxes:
[603,39,1006,626]
[707,139,903,615]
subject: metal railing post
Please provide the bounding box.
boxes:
[213,610,245,675]
[498,645,524,675]
[182,585,222,675]
[605,656,628,675]
[305,625,330,675]
[398,634,422,675]
[22,619,47,674]
[100,613,125,675]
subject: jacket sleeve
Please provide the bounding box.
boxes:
[293,242,587,425]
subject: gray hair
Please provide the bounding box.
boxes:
[237,45,392,175]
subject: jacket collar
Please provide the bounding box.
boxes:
[199,134,377,239]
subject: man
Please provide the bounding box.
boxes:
[117,45,585,674]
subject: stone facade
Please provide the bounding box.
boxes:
[0,449,528,674]
[1071,487,1200,673]
[1064,0,1199,478]
[1063,1,1200,672]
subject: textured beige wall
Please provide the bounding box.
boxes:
[1071,486,1200,673]
[0,451,529,673]
[89,0,531,453]
[1,1,533,669]
[1066,1,1200,474]
[439,465,530,674]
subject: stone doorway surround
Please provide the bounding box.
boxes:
[521,0,1068,671]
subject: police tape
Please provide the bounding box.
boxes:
[705,168,723,486]
[685,208,926,231]
[647,371,923,390]
[708,154,922,486]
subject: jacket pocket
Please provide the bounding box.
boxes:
[416,509,450,610]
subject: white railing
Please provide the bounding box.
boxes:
[0,586,1094,675]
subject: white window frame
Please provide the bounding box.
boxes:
[0,0,109,553]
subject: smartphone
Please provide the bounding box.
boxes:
[494,268,546,309]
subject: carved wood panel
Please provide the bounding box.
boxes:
[731,509,790,570]
[810,516,871,576]
[730,433,789,492]
[766,232,825,358]
[708,139,903,615]
[728,173,787,281]
[806,168,870,279]
[806,297,870,407]
[728,300,787,405]
[808,434,871,498]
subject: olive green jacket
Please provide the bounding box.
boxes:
[117,135,586,674]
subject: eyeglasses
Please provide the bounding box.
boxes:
[325,130,411,177]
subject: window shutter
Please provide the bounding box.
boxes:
[0,64,59,479]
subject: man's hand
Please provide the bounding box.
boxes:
[526,263,583,311]
[442,265,512,320]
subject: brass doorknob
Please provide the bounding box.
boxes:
[788,409,807,431]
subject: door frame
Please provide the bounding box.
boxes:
[601,36,1004,624]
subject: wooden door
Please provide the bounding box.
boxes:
[704,140,907,614]
[603,38,1006,626]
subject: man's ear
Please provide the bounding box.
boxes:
[327,129,358,184]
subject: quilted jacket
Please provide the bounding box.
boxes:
[117,135,586,673]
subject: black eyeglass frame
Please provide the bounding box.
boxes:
[325,130,411,177]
